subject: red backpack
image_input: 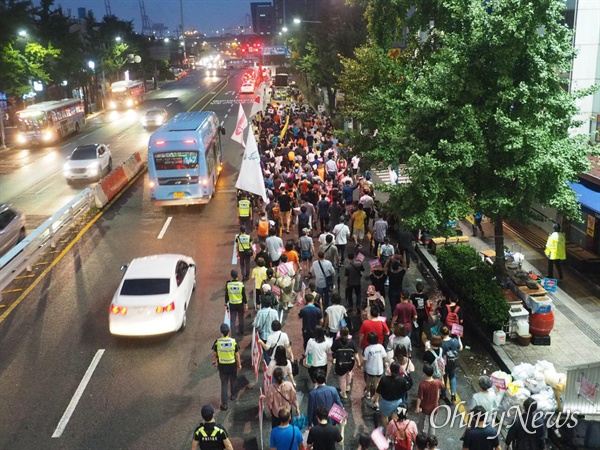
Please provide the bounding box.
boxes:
[445,304,460,327]
[393,420,412,450]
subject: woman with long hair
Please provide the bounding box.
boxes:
[305,325,332,383]
[331,327,360,399]
[386,404,418,450]
[263,367,300,429]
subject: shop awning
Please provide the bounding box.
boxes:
[569,182,600,214]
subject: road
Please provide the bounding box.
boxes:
[0,70,476,450]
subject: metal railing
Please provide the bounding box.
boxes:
[0,188,96,299]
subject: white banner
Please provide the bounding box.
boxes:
[235,131,268,202]
[250,83,265,117]
[231,104,248,147]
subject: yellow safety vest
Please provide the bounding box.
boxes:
[238,199,251,217]
[216,337,236,364]
[227,280,244,304]
[195,424,225,440]
[545,232,566,260]
[237,234,251,252]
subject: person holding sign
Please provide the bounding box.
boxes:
[441,326,463,403]
[264,368,300,429]
[306,406,345,450]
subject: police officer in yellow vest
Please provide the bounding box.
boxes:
[238,192,252,231]
[236,225,253,281]
[225,269,247,338]
[191,404,233,449]
[212,323,241,411]
[545,223,566,279]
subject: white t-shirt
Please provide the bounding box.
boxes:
[332,224,350,245]
[351,156,360,169]
[318,232,334,246]
[266,330,290,350]
[325,304,347,333]
[363,344,386,376]
[267,359,293,378]
[306,337,332,366]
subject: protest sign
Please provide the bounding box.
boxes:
[451,323,464,337]
[355,252,365,262]
[328,404,348,423]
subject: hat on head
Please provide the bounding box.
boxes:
[367,285,377,296]
[220,323,230,335]
[262,284,272,292]
[201,404,215,421]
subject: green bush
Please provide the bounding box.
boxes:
[436,245,509,330]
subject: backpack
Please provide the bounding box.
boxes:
[257,219,269,237]
[429,348,445,379]
[393,420,412,450]
[334,345,355,375]
[271,205,281,221]
[445,304,460,327]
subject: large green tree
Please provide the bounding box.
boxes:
[340,0,597,280]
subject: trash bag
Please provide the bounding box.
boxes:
[532,386,558,412]
[512,363,535,381]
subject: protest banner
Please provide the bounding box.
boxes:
[259,388,264,450]
[369,259,381,269]
[252,329,263,381]
[490,375,507,390]
[355,252,365,262]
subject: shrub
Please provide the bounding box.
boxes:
[437,245,509,330]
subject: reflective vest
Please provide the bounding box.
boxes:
[227,280,244,304]
[215,337,236,364]
[237,234,251,252]
[238,199,251,217]
[257,219,269,237]
[545,232,566,260]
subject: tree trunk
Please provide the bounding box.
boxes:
[493,213,506,283]
[326,86,336,115]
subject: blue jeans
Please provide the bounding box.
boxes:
[317,286,330,309]
[444,361,458,395]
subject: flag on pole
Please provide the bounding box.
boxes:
[231,104,248,147]
[235,130,269,202]
[250,83,265,117]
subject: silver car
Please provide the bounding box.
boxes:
[0,204,26,257]
[142,108,168,129]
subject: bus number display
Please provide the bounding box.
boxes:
[154,151,199,170]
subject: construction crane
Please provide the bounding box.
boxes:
[104,0,112,16]
[139,0,153,35]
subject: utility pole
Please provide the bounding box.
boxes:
[0,111,6,149]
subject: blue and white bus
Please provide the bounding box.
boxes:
[148,112,225,206]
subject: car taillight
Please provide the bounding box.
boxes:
[156,302,175,313]
[111,304,127,315]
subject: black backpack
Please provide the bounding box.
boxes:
[334,345,355,375]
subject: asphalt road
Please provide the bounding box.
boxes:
[0,71,478,450]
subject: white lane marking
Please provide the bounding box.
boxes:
[52,349,105,438]
[167,102,173,107]
[157,216,173,239]
[224,114,228,119]
[35,180,57,195]
[116,134,125,140]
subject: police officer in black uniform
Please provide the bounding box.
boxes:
[213,323,241,411]
[191,404,233,450]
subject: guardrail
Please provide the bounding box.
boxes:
[0,188,96,299]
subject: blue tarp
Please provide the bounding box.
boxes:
[569,182,600,214]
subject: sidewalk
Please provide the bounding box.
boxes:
[462,220,600,374]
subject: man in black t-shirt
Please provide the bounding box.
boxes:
[463,406,501,450]
[410,282,429,348]
[307,406,344,450]
[298,293,323,350]
[192,405,233,450]
[278,191,293,234]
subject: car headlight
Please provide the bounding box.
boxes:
[87,162,100,175]
[63,163,71,173]
[109,101,117,109]
[126,99,134,107]
[155,117,164,124]
[43,131,54,141]
[141,118,147,125]
[17,134,27,144]
[206,70,210,76]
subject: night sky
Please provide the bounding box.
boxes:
[50,0,257,35]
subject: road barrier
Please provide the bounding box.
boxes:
[0,152,145,300]
[0,189,96,299]
[94,152,144,208]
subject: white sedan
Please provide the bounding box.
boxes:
[240,82,255,94]
[63,144,113,183]
[109,254,196,337]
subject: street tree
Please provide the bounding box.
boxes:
[340,0,597,280]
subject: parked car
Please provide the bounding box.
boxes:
[63,144,112,183]
[109,254,196,337]
[0,204,26,257]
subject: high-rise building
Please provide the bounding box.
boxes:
[251,2,274,35]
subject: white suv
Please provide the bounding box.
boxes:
[63,144,113,183]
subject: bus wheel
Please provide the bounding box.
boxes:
[75,123,80,134]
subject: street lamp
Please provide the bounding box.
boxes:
[18,29,28,37]
[88,60,95,71]
[292,18,323,24]
[164,38,170,43]
[115,36,122,42]
[282,26,288,33]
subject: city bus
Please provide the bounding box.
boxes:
[108,80,145,109]
[15,98,85,146]
[148,112,226,206]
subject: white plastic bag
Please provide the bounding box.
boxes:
[512,363,535,381]
[532,386,558,412]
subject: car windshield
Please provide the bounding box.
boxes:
[146,110,163,117]
[120,278,170,295]
[71,146,97,160]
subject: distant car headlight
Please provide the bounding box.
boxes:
[43,131,54,141]
[17,134,27,144]
[63,163,71,174]
[155,116,164,124]
[141,118,148,125]
[109,101,117,109]
[126,99,134,107]
[206,70,210,77]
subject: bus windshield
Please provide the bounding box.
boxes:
[17,114,48,131]
[153,151,199,170]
